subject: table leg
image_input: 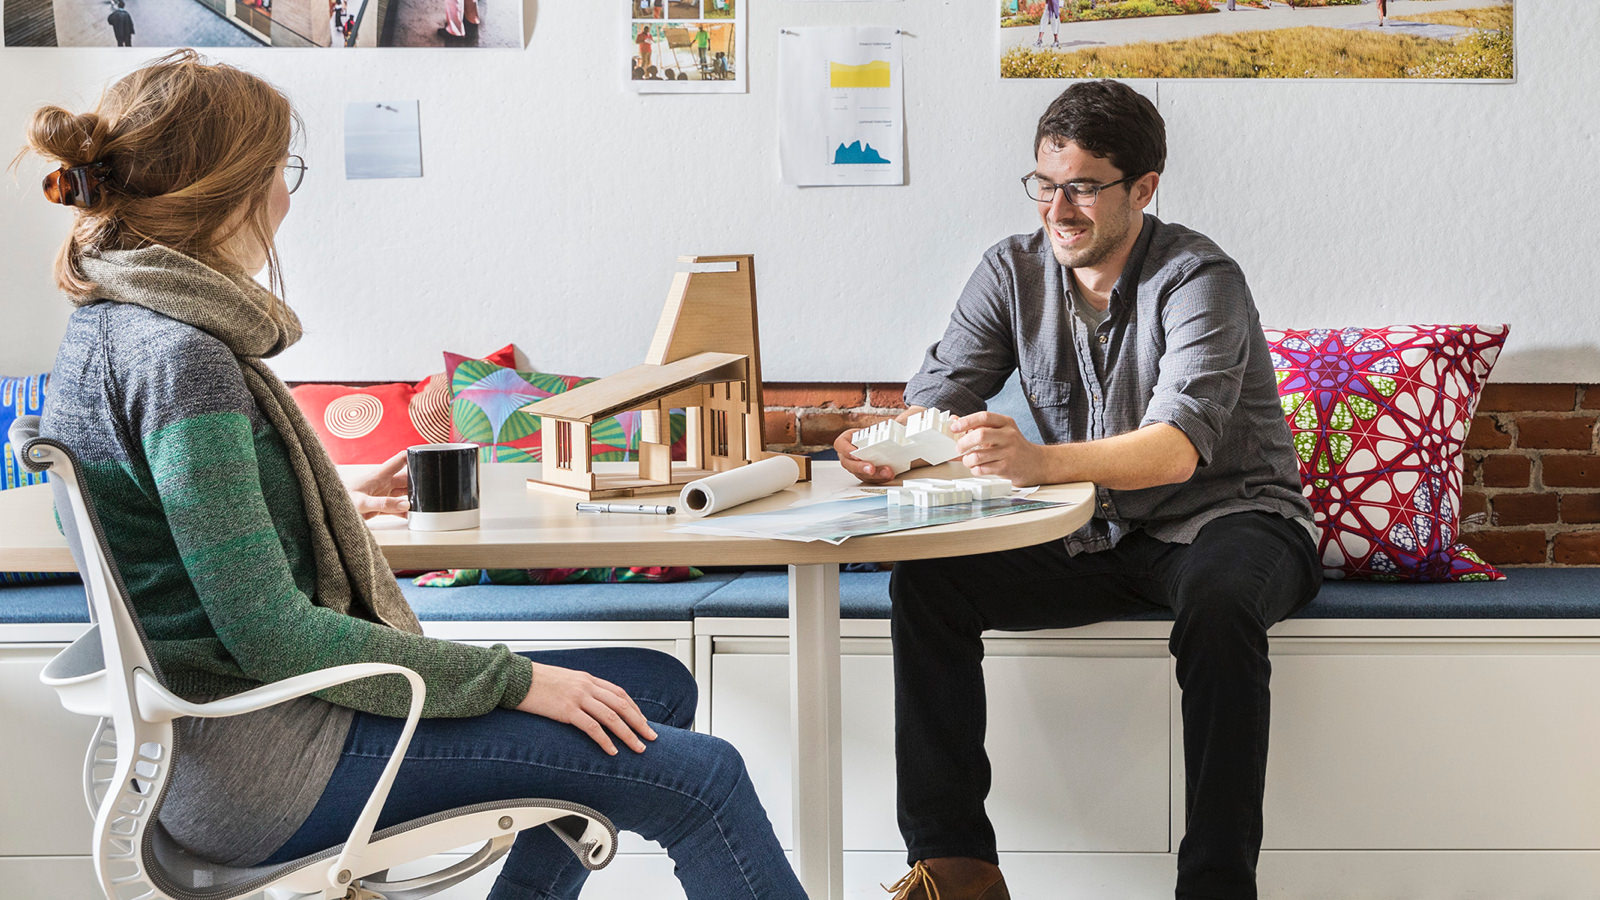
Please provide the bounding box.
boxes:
[789,562,843,900]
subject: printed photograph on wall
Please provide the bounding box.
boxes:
[999,0,1514,80]
[630,20,743,92]
[345,101,423,180]
[3,0,520,48]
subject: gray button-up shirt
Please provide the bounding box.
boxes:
[906,214,1312,555]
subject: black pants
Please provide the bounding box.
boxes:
[891,511,1321,900]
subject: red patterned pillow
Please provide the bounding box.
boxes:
[291,345,518,464]
[1264,324,1509,582]
[290,382,428,465]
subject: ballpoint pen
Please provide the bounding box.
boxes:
[575,502,677,515]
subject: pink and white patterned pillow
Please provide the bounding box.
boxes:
[1263,324,1509,582]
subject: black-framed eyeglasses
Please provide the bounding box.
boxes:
[282,155,307,195]
[1021,172,1138,207]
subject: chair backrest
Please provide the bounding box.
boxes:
[11,415,185,899]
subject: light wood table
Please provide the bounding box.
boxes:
[0,461,1093,900]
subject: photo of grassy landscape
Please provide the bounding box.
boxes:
[1000,0,1513,80]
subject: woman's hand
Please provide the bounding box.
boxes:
[351,451,410,519]
[517,663,659,755]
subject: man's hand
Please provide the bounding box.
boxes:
[517,662,659,755]
[350,450,410,519]
[834,427,896,484]
[833,406,927,484]
[952,411,1052,486]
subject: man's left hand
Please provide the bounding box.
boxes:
[952,411,1052,486]
[351,450,411,519]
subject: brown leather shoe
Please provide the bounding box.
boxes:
[882,858,1011,900]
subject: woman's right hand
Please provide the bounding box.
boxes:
[516,663,659,755]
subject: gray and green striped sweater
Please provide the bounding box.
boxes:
[41,300,532,865]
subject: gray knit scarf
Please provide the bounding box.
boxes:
[74,246,423,635]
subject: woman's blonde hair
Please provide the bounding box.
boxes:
[18,49,301,301]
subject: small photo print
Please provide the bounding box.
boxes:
[345,101,423,180]
[668,0,700,18]
[633,22,734,82]
[704,0,734,19]
[633,0,663,20]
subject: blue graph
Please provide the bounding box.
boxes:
[833,140,890,165]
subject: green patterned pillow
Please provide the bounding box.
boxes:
[445,353,686,463]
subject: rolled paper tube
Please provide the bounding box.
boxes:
[679,455,801,517]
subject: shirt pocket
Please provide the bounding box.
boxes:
[1021,374,1072,443]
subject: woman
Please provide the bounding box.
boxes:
[25,50,805,900]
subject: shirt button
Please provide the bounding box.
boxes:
[1029,394,1038,403]
[1092,394,1100,402]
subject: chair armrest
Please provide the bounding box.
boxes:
[132,662,419,723]
[133,663,428,900]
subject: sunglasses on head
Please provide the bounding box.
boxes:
[43,162,112,208]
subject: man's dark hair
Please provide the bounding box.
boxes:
[1033,80,1166,179]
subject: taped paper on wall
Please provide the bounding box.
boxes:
[779,26,905,186]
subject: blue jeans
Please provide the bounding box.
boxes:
[263,648,805,900]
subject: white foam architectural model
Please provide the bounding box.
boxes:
[887,475,1014,508]
[851,408,961,476]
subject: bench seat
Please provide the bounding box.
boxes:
[6,567,1600,626]
[398,573,739,621]
[687,566,1600,620]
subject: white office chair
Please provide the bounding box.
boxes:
[10,416,618,900]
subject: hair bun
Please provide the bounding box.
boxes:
[25,106,105,168]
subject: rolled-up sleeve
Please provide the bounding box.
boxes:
[905,250,1018,415]
[1140,260,1254,466]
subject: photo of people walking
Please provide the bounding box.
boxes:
[106,0,134,46]
[4,0,521,48]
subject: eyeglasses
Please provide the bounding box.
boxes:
[1021,173,1137,207]
[281,155,307,195]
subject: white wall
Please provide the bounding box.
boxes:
[1,1,1591,383]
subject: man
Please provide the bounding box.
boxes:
[694,24,711,73]
[107,0,135,47]
[837,80,1321,900]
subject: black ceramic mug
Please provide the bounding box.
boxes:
[406,443,480,531]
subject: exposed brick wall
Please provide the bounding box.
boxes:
[762,381,1600,568]
[761,383,907,454]
[1461,383,1600,566]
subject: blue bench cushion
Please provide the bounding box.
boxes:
[1306,567,1600,618]
[694,571,896,619]
[398,573,738,621]
[6,569,1598,625]
[0,580,88,624]
[691,567,1600,621]
[0,574,740,625]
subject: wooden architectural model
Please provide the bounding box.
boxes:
[524,255,810,499]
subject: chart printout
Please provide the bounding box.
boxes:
[779,26,905,186]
